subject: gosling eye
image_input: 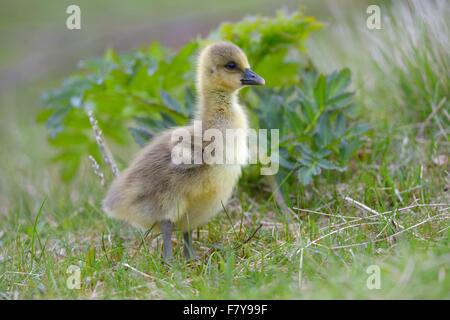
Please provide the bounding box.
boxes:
[225,61,237,70]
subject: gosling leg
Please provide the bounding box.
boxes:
[183,231,196,260]
[160,220,173,262]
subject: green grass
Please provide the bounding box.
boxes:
[1,118,448,299]
[0,0,449,299]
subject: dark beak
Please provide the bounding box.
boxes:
[241,68,265,86]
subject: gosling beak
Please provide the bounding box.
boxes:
[241,68,265,86]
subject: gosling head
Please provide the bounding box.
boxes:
[197,41,265,94]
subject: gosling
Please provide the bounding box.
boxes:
[102,41,265,261]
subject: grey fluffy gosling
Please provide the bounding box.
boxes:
[103,41,265,261]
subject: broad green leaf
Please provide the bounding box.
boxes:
[129,127,152,147]
[327,68,351,97]
[317,158,346,172]
[314,74,327,110]
[161,90,185,115]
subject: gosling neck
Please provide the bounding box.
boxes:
[196,88,238,124]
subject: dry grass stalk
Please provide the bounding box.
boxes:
[88,155,105,186]
[87,110,120,178]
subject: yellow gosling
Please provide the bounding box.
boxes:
[102,41,265,261]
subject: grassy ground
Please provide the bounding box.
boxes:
[0,1,449,299]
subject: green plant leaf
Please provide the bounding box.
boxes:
[129,127,152,147]
[314,74,327,110]
[161,90,184,115]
